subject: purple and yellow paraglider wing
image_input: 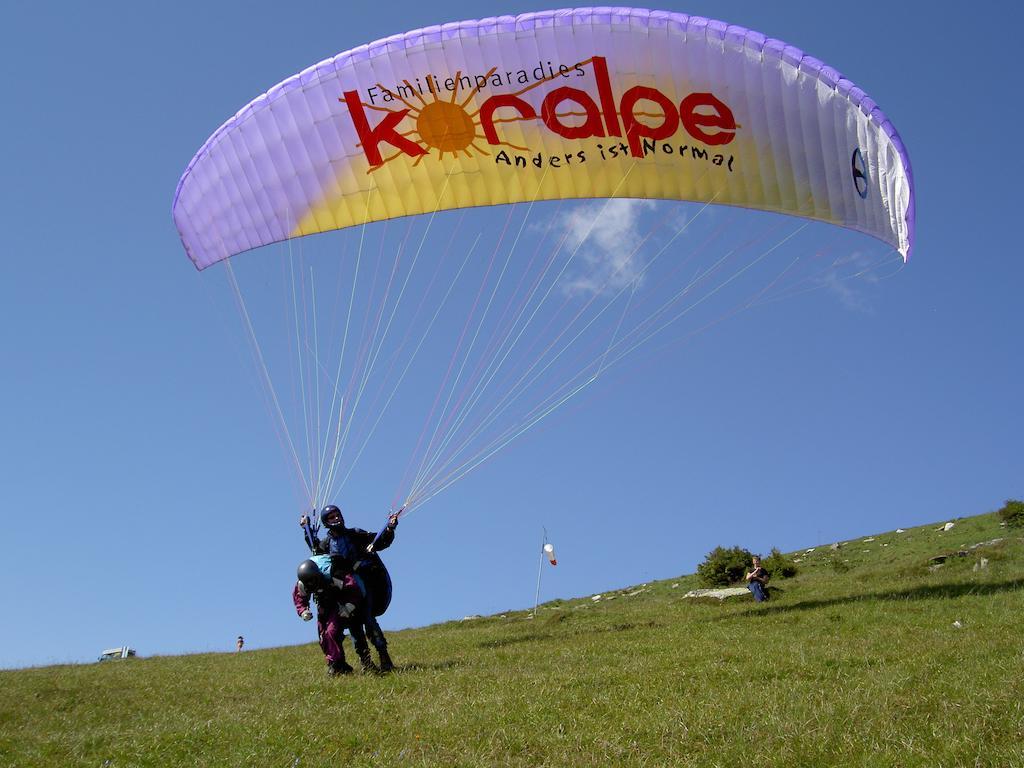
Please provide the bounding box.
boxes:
[172,8,914,270]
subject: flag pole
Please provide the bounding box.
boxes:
[531,527,547,618]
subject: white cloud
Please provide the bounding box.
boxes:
[556,199,657,297]
[820,251,880,314]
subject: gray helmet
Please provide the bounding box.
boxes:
[297,559,327,592]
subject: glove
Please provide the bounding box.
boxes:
[300,609,313,622]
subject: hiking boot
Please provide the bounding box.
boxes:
[357,647,378,673]
[378,649,394,673]
[327,660,354,676]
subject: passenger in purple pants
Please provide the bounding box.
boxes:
[293,558,365,676]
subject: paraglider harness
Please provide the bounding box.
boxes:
[302,509,395,617]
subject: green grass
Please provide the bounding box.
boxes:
[3,512,1023,767]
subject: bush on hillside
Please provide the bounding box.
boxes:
[997,499,1024,528]
[826,555,850,574]
[762,547,799,579]
[697,545,753,586]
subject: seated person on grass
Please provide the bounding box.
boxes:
[745,554,769,602]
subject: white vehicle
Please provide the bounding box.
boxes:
[97,646,136,662]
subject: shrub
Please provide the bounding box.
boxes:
[829,556,851,574]
[697,545,753,586]
[762,547,799,579]
[997,499,1024,528]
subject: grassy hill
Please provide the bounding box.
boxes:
[2,511,1022,767]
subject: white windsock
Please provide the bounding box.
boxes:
[544,543,557,566]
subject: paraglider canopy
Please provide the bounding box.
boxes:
[173,7,913,270]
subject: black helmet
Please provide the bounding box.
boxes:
[297,559,327,592]
[320,505,345,531]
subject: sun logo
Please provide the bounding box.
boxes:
[415,98,477,158]
[345,68,530,173]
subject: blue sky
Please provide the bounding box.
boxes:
[1,1,1021,669]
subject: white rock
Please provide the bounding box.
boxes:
[896,528,905,533]
[968,538,1003,550]
[805,548,815,553]
[940,522,955,532]
[863,537,876,543]
[460,615,481,622]
[952,620,963,628]
[671,583,680,589]
[591,595,602,601]
[682,587,751,601]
